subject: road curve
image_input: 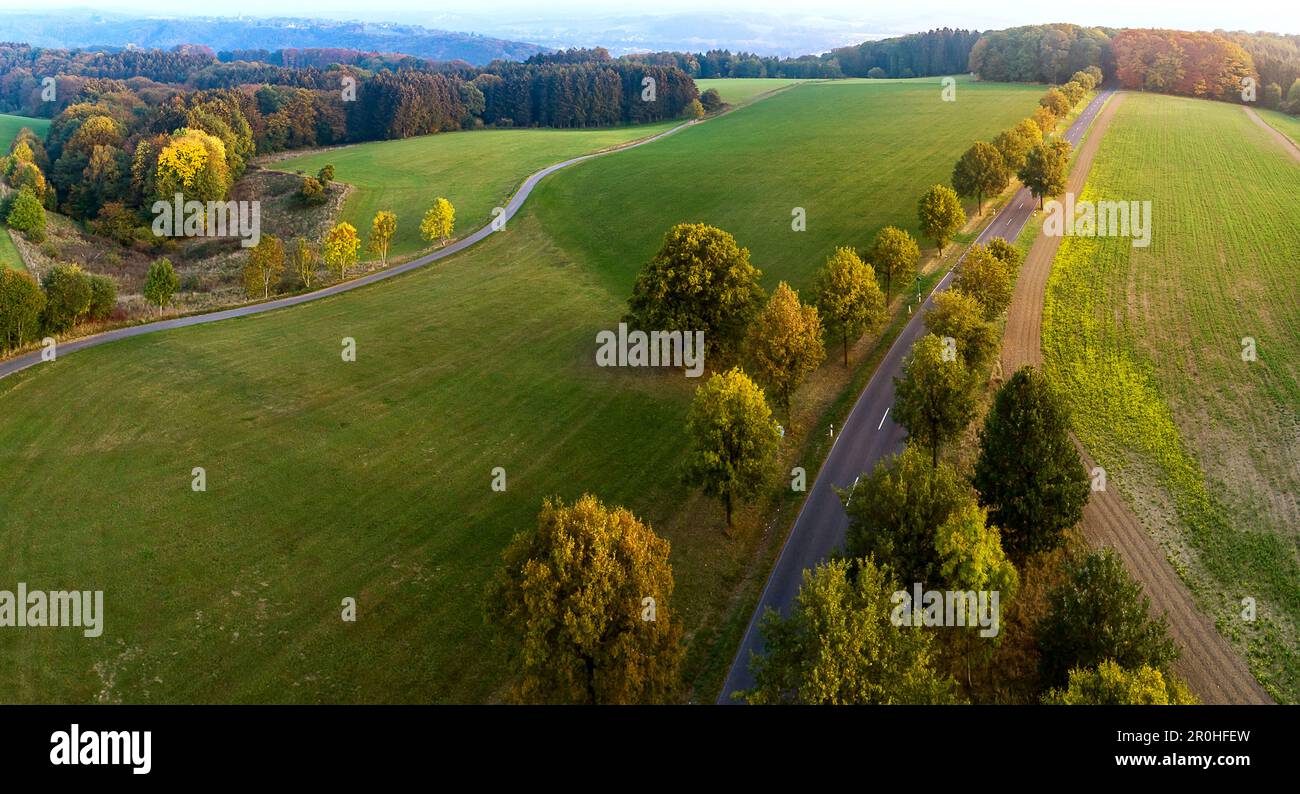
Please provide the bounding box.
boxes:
[0,119,701,382]
[716,90,1115,703]
[1002,93,1272,704]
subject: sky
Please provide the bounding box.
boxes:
[3,0,1297,37]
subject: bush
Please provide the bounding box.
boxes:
[317,164,335,185]
[0,268,45,350]
[143,257,179,313]
[699,88,723,112]
[7,185,46,243]
[298,176,326,206]
[86,274,118,321]
[40,263,92,333]
[867,67,887,79]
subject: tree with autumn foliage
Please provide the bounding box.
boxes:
[812,246,885,366]
[1019,138,1071,209]
[917,184,966,253]
[746,281,825,416]
[1044,660,1197,705]
[322,222,360,281]
[744,557,962,705]
[153,127,231,203]
[954,244,1014,320]
[243,234,285,299]
[420,197,455,246]
[869,225,921,305]
[625,223,765,364]
[368,210,397,265]
[485,494,684,704]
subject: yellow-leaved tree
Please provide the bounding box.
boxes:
[419,197,455,246]
[154,127,230,203]
[322,222,360,281]
[369,210,397,265]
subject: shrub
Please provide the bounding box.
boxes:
[40,263,93,333]
[0,268,45,350]
[86,274,118,321]
[7,185,46,242]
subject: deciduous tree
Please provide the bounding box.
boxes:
[917,183,965,253]
[893,333,977,467]
[952,141,1010,215]
[746,281,825,416]
[1043,660,1197,705]
[1037,549,1179,688]
[954,244,1014,320]
[683,367,780,530]
[842,445,970,585]
[1019,138,1071,208]
[925,289,1000,376]
[869,225,920,304]
[485,494,684,704]
[744,557,961,704]
[813,246,885,367]
[143,257,179,315]
[973,366,1090,560]
[243,234,285,299]
[626,223,765,363]
[420,197,455,246]
[323,222,360,281]
[369,210,397,266]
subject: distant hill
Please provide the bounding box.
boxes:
[0,10,548,66]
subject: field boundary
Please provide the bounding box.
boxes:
[1001,91,1272,705]
[1243,106,1300,164]
[0,118,707,380]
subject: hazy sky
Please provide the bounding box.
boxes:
[5,0,1298,35]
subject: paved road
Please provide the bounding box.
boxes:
[0,120,700,382]
[716,89,1115,703]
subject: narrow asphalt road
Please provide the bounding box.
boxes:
[717,89,1115,703]
[0,119,700,382]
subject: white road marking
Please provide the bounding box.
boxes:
[877,408,890,430]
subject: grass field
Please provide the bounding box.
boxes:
[694,78,808,105]
[0,79,1044,703]
[273,122,677,260]
[534,78,1044,298]
[0,112,48,151]
[1041,92,1300,702]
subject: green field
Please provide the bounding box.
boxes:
[0,79,1043,703]
[0,112,48,151]
[534,78,1044,298]
[274,122,677,260]
[1041,92,1300,702]
[695,78,808,105]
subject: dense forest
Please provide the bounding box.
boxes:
[968,25,1300,113]
[968,24,1115,84]
[827,29,982,78]
[620,48,842,79]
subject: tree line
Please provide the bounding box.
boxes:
[827,28,982,78]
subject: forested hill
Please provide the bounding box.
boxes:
[0,11,548,66]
